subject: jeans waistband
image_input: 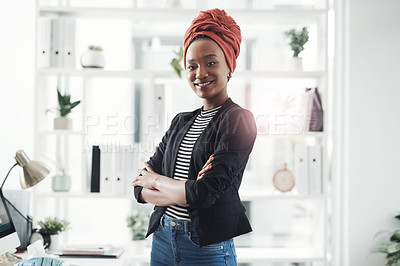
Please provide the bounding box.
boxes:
[161,214,193,232]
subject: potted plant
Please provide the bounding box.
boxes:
[126,210,150,254]
[80,45,105,68]
[284,27,309,71]
[38,217,70,252]
[371,213,400,265]
[47,88,81,130]
[170,46,183,78]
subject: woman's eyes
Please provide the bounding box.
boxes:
[187,62,216,71]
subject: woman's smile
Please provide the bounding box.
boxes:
[194,80,214,89]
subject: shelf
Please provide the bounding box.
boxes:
[34,191,133,199]
[256,131,326,139]
[34,190,323,202]
[239,189,324,201]
[38,130,84,136]
[37,68,325,80]
[37,68,174,79]
[38,6,327,23]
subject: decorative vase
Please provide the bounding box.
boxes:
[128,239,147,255]
[52,175,71,192]
[54,117,72,130]
[80,50,105,68]
[290,57,303,71]
[49,234,61,252]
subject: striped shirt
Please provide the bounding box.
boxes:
[165,105,222,221]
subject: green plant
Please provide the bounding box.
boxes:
[38,217,70,235]
[47,88,80,117]
[284,27,309,58]
[126,210,150,241]
[88,45,103,51]
[170,46,183,78]
[371,214,400,265]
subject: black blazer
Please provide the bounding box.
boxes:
[134,98,257,246]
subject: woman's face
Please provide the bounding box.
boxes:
[185,38,230,106]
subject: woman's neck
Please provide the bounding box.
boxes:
[203,94,229,110]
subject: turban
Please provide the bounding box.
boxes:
[183,8,241,73]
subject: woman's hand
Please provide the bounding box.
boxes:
[132,162,160,189]
[197,154,214,180]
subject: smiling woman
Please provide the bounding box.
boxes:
[133,8,257,266]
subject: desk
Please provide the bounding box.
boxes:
[19,247,324,265]
[18,247,151,266]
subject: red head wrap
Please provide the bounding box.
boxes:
[183,8,242,73]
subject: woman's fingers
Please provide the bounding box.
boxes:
[144,162,155,173]
[202,154,214,169]
[198,163,212,176]
[197,154,214,180]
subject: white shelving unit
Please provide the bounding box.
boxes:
[33,1,331,265]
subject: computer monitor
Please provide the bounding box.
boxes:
[0,189,20,254]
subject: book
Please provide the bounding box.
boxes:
[60,245,124,258]
[61,245,112,256]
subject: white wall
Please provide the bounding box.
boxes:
[346,0,400,265]
[0,1,35,189]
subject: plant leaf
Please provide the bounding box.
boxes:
[388,243,400,254]
[69,101,81,110]
[391,234,400,243]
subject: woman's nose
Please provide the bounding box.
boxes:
[196,66,208,79]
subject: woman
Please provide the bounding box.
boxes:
[132,8,257,266]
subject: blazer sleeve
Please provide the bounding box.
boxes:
[133,113,180,204]
[185,109,257,208]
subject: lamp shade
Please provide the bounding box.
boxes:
[14,150,50,189]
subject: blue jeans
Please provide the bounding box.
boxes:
[151,214,237,266]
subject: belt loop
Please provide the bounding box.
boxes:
[184,220,189,234]
[160,214,165,227]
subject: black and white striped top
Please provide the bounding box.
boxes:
[165,105,222,221]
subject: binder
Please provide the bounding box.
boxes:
[113,150,125,195]
[294,144,309,195]
[50,18,64,68]
[124,148,136,195]
[90,146,101,193]
[37,17,51,68]
[308,145,322,194]
[100,149,113,195]
[62,18,76,68]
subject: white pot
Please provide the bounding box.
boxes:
[52,175,71,192]
[290,57,303,71]
[80,50,105,68]
[49,234,61,252]
[54,117,72,130]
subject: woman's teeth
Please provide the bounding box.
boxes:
[197,81,211,87]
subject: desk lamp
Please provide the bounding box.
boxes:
[0,150,51,255]
[1,150,50,190]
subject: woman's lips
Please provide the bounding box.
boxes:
[195,80,213,89]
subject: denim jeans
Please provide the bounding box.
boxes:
[151,214,237,266]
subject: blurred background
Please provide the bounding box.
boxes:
[0,0,399,265]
